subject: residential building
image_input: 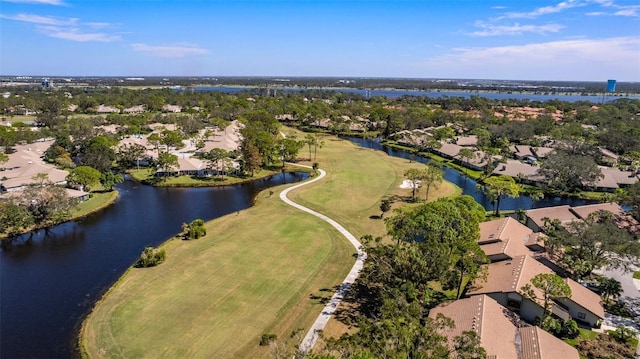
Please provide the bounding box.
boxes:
[467,255,604,327]
[429,295,580,359]
[478,217,544,262]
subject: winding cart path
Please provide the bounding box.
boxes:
[279,165,366,353]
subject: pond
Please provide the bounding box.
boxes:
[0,172,308,359]
[344,136,595,210]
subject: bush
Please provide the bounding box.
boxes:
[135,247,166,268]
[576,333,635,359]
[182,218,206,240]
[259,333,277,346]
[536,316,579,339]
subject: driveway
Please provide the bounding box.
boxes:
[599,265,640,300]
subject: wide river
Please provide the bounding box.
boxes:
[0,138,594,358]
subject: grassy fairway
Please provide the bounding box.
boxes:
[287,132,458,240]
[81,132,457,358]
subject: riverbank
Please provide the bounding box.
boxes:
[128,166,314,188]
[0,190,119,241]
[381,140,609,201]
[79,131,458,358]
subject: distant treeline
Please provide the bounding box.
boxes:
[3,76,639,94]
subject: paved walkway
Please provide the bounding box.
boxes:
[278,164,366,353]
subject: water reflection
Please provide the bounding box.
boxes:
[0,171,307,359]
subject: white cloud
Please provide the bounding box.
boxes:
[36,25,120,42]
[614,7,639,16]
[418,37,640,81]
[0,13,77,25]
[1,12,122,42]
[84,22,111,29]
[130,43,209,58]
[0,0,65,5]
[504,0,586,19]
[470,21,565,36]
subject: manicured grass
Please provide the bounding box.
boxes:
[73,191,118,219]
[287,130,458,240]
[564,328,599,347]
[633,271,640,280]
[81,193,354,358]
[80,131,458,358]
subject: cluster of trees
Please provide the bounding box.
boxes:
[0,174,77,238]
[319,196,487,357]
[542,211,640,280]
[403,164,444,201]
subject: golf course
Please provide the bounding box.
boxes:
[80,130,458,358]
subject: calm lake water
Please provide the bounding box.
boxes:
[0,172,308,359]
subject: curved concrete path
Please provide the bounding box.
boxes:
[279,165,366,353]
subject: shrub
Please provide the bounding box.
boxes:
[576,333,635,359]
[182,218,206,240]
[135,247,166,268]
[259,333,277,346]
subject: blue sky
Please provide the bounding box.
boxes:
[0,0,638,81]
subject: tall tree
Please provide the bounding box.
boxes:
[421,164,444,201]
[457,148,476,174]
[207,148,229,178]
[404,168,422,201]
[538,151,603,192]
[379,198,392,219]
[20,182,76,228]
[156,151,178,177]
[240,141,262,176]
[520,273,571,318]
[0,202,34,238]
[478,175,521,216]
[67,166,101,191]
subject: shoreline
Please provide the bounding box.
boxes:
[0,190,119,242]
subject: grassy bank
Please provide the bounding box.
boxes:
[128,166,313,187]
[0,190,118,241]
[80,131,458,358]
[73,191,119,219]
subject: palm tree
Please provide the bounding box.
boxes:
[600,277,623,304]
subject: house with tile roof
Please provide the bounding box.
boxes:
[467,255,604,327]
[479,217,544,262]
[524,205,579,232]
[524,203,640,236]
[429,295,579,359]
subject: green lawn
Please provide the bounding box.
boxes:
[80,131,458,358]
[73,191,118,219]
[128,167,311,187]
[564,328,599,347]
